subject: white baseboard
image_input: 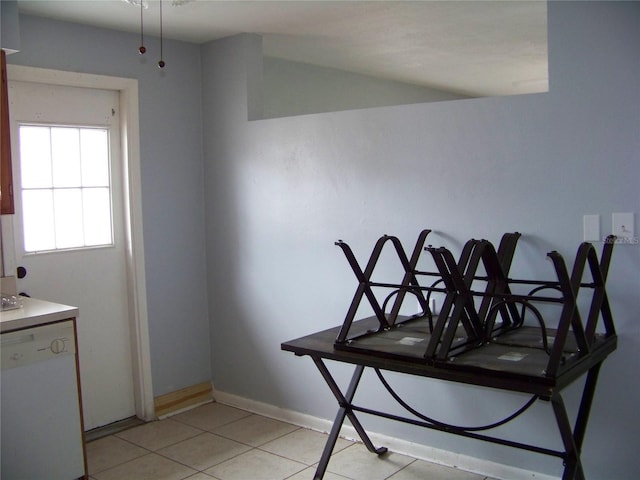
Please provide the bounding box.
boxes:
[212,389,560,480]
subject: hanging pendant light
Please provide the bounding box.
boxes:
[125,0,193,68]
[138,0,146,54]
[158,0,165,68]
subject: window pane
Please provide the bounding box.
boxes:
[54,189,84,249]
[51,127,82,188]
[81,129,110,187]
[19,125,114,253]
[22,190,55,252]
[83,188,112,246]
[19,126,52,189]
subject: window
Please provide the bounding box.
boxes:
[18,125,113,253]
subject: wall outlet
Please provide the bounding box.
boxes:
[612,212,635,244]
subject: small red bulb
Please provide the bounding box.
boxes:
[158,60,166,69]
[138,46,146,55]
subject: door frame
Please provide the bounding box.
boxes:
[7,65,154,422]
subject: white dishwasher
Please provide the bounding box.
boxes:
[1,320,86,480]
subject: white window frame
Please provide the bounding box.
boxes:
[18,123,115,254]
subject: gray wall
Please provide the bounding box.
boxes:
[261,55,469,118]
[202,2,639,479]
[6,15,211,397]
[1,0,21,52]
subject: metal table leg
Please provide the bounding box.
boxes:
[551,361,605,480]
[551,392,586,480]
[573,364,601,453]
[312,358,387,480]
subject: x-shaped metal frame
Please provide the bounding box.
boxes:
[307,355,606,480]
[311,358,387,480]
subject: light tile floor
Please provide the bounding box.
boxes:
[86,402,498,480]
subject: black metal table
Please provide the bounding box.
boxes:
[282,232,617,480]
[282,316,616,480]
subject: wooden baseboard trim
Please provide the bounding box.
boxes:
[154,381,213,418]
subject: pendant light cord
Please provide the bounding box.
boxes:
[138,1,146,54]
[158,0,166,68]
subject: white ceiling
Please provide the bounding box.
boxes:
[16,0,548,97]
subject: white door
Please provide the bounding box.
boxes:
[7,81,136,430]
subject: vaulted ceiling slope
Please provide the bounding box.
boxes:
[16,0,548,97]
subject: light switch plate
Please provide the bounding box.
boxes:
[583,214,600,242]
[612,212,635,244]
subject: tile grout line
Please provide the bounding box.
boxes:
[382,457,418,479]
[89,404,497,480]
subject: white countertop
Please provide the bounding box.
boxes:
[0,297,78,333]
